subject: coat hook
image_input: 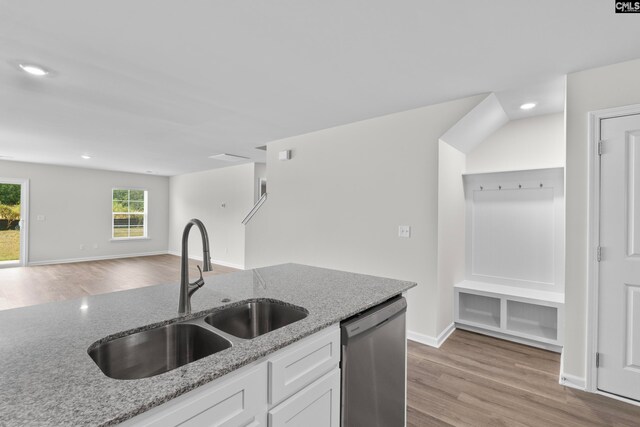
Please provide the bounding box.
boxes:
[518,184,522,189]
[539,183,543,188]
[498,185,502,190]
[480,186,483,191]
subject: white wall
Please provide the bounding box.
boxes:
[0,160,169,264]
[169,163,256,269]
[436,141,467,334]
[466,113,565,173]
[245,94,484,339]
[564,58,640,380]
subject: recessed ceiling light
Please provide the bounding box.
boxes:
[520,102,537,110]
[19,63,49,77]
[146,170,154,174]
[81,155,91,160]
[209,153,250,162]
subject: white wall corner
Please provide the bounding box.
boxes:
[408,323,455,349]
[559,349,586,390]
[440,93,509,154]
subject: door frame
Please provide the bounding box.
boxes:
[586,103,640,395]
[0,177,29,267]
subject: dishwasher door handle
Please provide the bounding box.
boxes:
[342,297,407,340]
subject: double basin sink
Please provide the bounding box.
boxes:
[88,299,308,380]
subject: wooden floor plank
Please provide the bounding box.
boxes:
[0,254,237,311]
[408,330,640,427]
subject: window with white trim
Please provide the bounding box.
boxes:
[112,189,148,239]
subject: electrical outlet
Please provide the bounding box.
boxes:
[36,215,45,221]
[79,244,85,250]
[398,225,411,238]
[93,243,99,249]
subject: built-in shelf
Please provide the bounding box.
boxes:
[506,300,558,341]
[458,293,501,328]
[455,281,564,351]
[455,167,565,352]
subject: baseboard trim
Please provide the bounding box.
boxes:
[407,323,455,348]
[456,323,562,353]
[167,251,245,270]
[437,323,456,346]
[559,351,639,404]
[28,251,169,266]
[210,259,244,270]
[558,349,586,390]
[559,373,587,391]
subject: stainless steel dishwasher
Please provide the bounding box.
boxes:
[341,296,407,427]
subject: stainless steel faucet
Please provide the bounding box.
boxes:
[178,218,213,315]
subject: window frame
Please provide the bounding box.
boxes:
[111,188,149,240]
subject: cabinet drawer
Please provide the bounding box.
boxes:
[268,326,340,406]
[268,369,340,427]
[123,362,268,427]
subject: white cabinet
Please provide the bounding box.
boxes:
[454,281,564,351]
[122,362,268,427]
[268,369,340,427]
[268,326,340,407]
[123,326,340,427]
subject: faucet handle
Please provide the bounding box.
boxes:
[195,264,204,284]
[188,265,205,297]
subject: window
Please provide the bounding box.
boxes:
[112,189,147,239]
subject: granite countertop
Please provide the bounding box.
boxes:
[0,263,416,426]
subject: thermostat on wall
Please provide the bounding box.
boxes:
[278,150,291,161]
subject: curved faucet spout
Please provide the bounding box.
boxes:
[178,218,212,315]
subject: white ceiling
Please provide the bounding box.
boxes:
[1,1,639,176]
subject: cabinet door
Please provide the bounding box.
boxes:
[269,326,340,406]
[123,363,267,427]
[268,369,340,427]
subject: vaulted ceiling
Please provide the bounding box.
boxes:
[1,1,639,175]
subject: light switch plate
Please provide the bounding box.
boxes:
[398,225,411,238]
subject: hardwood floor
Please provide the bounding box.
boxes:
[0,254,237,311]
[2,256,639,425]
[408,330,640,426]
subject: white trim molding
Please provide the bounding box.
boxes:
[28,251,168,266]
[167,250,245,270]
[559,349,586,390]
[559,373,587,391]
[586,103,640,393]
[407,323,455,348]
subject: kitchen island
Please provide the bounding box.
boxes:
[0,263,415,426]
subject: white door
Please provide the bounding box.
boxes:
[598,113,640,401]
